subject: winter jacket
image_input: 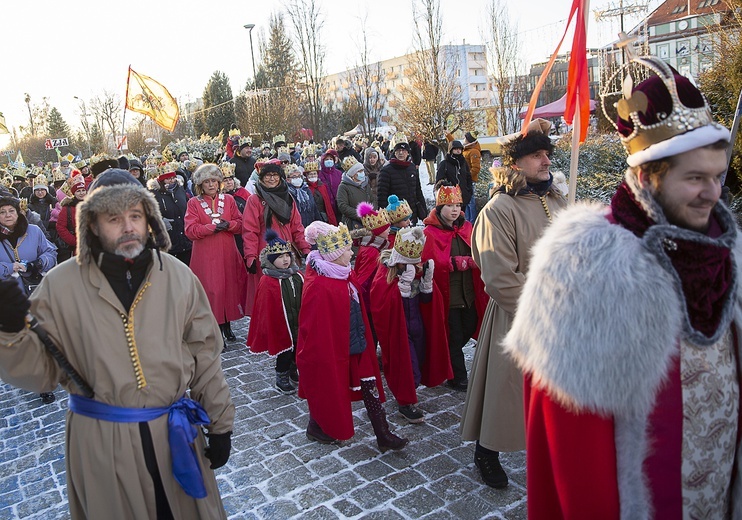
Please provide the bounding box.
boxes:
[230,155,257,188]
[336,174,372,230]
[56,203,79,249]
[28,193,57,230]
[463,141,482,182]
[422,142,439,161]
[154,185,192,254]
[409,140,422,167]
[436,154,474,205]
[376,159,427,221]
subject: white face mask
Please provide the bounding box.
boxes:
[356,172,366,182]
[307,175,318,183]
[324,160,334,168]
[290,177,303,187]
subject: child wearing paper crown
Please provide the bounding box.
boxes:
[353,202,391,312]
[384,195,413,247]
[246,230,304,394]
[422,181,489,391]
[296,221,408,452]
[370,227,450,424]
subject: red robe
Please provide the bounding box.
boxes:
[246,273,303,356]
[306,181,338,225]
[422,211,489,338]
[184,193,247,322]
[242,194,311,315]
[296,267,384,441]
[370,266,451,404]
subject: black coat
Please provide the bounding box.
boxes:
[422,142,439,161]
[436,154,473,205]
[409,140,422,166]
[376,159,427,221]
[154,185,192,254]
[337,147,362,167]
[230,155,256,187]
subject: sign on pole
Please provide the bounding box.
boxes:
[45,138,69,150]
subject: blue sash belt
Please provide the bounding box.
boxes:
[69,394,211,499]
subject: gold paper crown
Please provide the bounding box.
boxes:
[261,141,271,149]
[436,185,463,206]
[272,134,286,146]
[157,162,180,178]
[284,163,300,176]
[229,127,241,137]
[238,136,252,147]
[33,174,49,188]
[277,146,289,155]
[52,167,66,182]
[220,162,236,177]
[341,156,358,171]
[74,160,88,170]
[186,159,202,173]
[89,153,118,167]
[390,132,408,149]
[19,198,28,213]
[316,223,353,256]
[161,147,174,162]
[175,145,188,157]
[360,207,390,231]
[302,144,318,158]
[146,167,160,181]
[263,239,292,258]
[145,154,161,168]
[1,175,11,189]
[393,227,424,260]
[602,56,717,157]
[385,196,413,224]
[303,160,319,173]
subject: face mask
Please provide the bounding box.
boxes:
[324,160,334,168]
[356,172,366,182]
[290,178,303,187]
[307,175,318,183]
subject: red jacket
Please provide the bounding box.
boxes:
[56,205,77,249]
[247,273,303,356]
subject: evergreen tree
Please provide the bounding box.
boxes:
[198,71,234,142]
[261,13,299,89]
[46,107,70,139]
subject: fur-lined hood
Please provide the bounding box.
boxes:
[75,182,171,265]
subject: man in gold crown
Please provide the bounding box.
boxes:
[502,57,737,517]
[230,136,255,187]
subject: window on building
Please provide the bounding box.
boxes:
[671,4,686,13]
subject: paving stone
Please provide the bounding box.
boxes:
[355,459,395,482]
[349,481,396,510]
[301,505,341,520]
[392,486,446,517]
[331,498,363,517]
[256,498,301,520]
[222,486,266,513]
[382,468,427,493]
[447,493,497,518]
[336,443,378,465]
[265,465,313,497]
[290,484,334,509]
[306,455,346,478]
[428,473,482,502]
[357,509,406,519]
[323,470,364,496]
[416,453,461,480]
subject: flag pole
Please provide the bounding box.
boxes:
[120,66,131,151]
[567,0,590,204]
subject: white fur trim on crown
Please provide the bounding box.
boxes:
[626,123,730,167]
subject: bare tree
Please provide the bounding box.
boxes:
[285,0,327,136]
[91,91,123,151]
[483,0,525,134]
[395,0,474,149]
[346,16,385,137]
[24,93,35,136]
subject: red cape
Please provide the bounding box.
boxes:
[370,265,451,404]
[307,182,338,225]
[246,273,303,356]
[422,211,489,339]
[296,269,384,440]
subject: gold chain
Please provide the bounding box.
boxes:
[539,196,552,222]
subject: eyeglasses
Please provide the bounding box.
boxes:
[281,160,290,165]
[263,173,281,179]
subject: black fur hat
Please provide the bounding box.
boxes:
[502,132,554,166]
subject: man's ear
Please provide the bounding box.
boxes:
[90,220,99,238]
[637,168,654,193]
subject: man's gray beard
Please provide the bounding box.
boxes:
[115,241,146,259]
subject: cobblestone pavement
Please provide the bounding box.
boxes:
[0,315,527,519]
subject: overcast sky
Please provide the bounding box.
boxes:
[0,0,658,149]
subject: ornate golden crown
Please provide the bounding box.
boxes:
[386,197,413,224]
[302,144,317,158]
[303,161,319,173]
[175,145,188,157]
[74,160,88,170]
[263,240,292,257]
[89,153,118,167]
[393,227,424,260]
[272,134,286,145]
[229,127,241,137]
[220,162,236,178]
[361,207,390,231]
[33,174,49,188]
[52,167,66,182]
[390,132,408,150]
[601,56,717,157]
[341,156,358,171]
[316,223,352,256]
[239,136,252,147]
[436,185,463,206]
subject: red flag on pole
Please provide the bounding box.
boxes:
[522,0,591,142]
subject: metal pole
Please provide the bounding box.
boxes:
[723,87,742,185]
[245,24,258,92]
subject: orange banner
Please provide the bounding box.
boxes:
[125,67,180,132]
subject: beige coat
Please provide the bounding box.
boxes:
[460,188,566,452]
[0,252,235,519]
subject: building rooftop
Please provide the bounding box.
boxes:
[647,0,730,26]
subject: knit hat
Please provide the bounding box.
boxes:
[346,162,365,179]
[385,195,413,224]
[448,140,464,153]
[305,221,353,261]
[192,163,223,186]
[77,169,171,264]
[464,131,478,143]
[89,153,120,177]
[129,159,143,172]
[263,229,292,264]
[603,55,730,166]
[356,202,390,235]
[70,175,87,195]
[277,151,291,164]
[118,156,130,171]
[0,196,20,214]
[389,227,425,266]
[157,162,179,183]
[435,183,463,206]
[259,162,284,179]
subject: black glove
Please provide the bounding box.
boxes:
[214,221,230,233]
[0,279,30,333]
[246,259,257,274]
[204,431,231,469]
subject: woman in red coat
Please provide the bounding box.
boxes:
[422,182,489,390]
[55,176,87,257]
[297,221,407,452]
[185,163,246,342]
[241,162,311,316]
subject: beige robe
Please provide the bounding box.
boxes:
[460,189,566,452]
[0,252,235,519]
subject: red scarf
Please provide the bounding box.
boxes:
[610,183,732,337]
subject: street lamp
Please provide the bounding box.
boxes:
[244,24,258,92]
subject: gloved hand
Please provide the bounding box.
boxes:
[23,259,43,276]
[163,218,174,231]
[246,258,258,274]
[214,221,230,233]
[204,431,232,469]
[450,255,473,272]
[420,259,435,294]
[398,264,415,298]
[0,279,30,333]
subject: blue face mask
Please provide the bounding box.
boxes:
[356,172,366,182]
[324,160,334,168]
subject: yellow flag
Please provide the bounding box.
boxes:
[0,112,8,134]
[125,67,180,132]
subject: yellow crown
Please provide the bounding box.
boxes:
[33,174,49,188]
[393,227,424,261]
[89,153,118,167]
[316,223,353,256]
[220,162,236,178]
[74,160,88,170]
[385,196,413,224]
[302,144,318,158]
[360,207,390,231]
[175,145,188,157]
[238,136,252,147]
[263,239,292,258]
[52,167,66,182]
[341,156,358,172]
[303,160,319,173]
[229,127,241,137]
[390,132,408,150]
[284,163,300,176]
[436,184,463,206]
[272,134,286,145]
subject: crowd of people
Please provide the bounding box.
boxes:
[0,52,740,518]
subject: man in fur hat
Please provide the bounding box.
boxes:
[459,118,567,489]
[503,57,737,517]
[0,169,234,519]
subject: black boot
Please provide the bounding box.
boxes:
[275,370,296,394]
[289,362,299,385]
[361,380,408,452]
[224,321,236,341]
[306,416,338,444]
[219,323,228,342]
[40,392,55,404]
[474,443,508,488]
